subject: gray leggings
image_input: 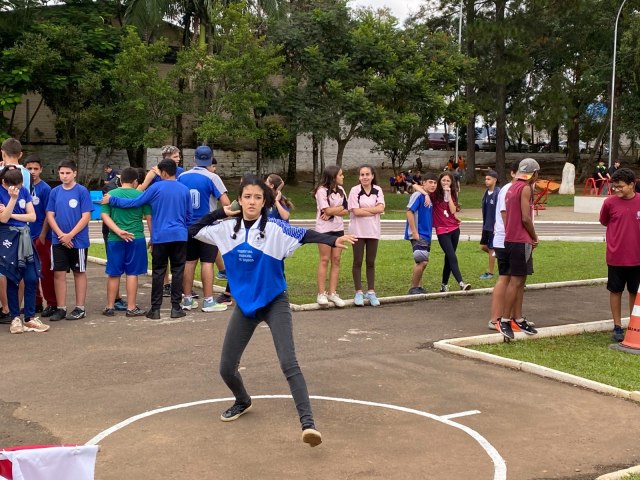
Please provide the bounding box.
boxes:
[219,292,315,429]
[352,238,379,291]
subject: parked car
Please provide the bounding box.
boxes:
[475,130,529,152]
[427,132,456,150]
[559,140,588,154]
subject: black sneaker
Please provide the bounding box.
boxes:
[41,305,57,318]
[162,284,171,297]
[102,307,115,317]
[146,309,160,320]
[190,290,200,299]
[216,294,234,306]
[515,318,538,335]
[126,306,147,317]
[35,304,44,313]
[497,320,515,340]
[49,308,67,321]
[220,402,252,422]
[170,308,186,318]
[612,326,625,342]
[0,311,11,324]
[66,308,86,320]
[408,287,427,295]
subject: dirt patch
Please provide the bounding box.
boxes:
[0,400,60,447]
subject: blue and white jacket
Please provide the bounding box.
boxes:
[193,210,337,317]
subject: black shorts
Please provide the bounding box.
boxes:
[607,265,640,294]
[494,247,510,276]
[51,244,88,272]
[480,230,494,248]
[186,235,218,263]
[323,230,344,238]
[504,242,533,276]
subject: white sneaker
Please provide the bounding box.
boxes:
[23,317,50,333]
[326,292,345,308]
[10,317,24,334]
[316,292,329,306]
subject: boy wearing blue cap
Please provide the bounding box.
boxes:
[405,173,438,294]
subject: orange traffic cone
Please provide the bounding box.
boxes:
[610,296,640,355]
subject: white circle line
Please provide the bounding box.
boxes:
[85,394,506,480]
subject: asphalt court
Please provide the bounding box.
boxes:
[2,263,640,479]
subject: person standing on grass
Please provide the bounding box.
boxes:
[190,175,356,447]
[404,173,437,295]
[432,171,470,292]
[24,156,56,317]
[479,170,500,280]
[265,174,293,221]
[0,167,49,334]
[599,167,640,342]
[488,161,518,331]
[103,159,192,320]
[100,167,151,317]
[497,158,540,340]
[178,146,228,313]
[314,165,349,308]
[348,165,385,307]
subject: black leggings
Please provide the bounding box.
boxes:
[352,238,379,291]
[437,228,463,285]
[219,292,315,430]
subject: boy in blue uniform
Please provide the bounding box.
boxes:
[25,156,56,316]
[103,159,192,319]
[45,160,93,321]
[405,173,437,294]
[178,146,229,312]
[479,170,500,280]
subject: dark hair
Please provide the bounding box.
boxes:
[24,155,42,167]
[120,167,138,184]
[434,171,459,205]
[510,161,519,174]
[358,165,377,186]
[231,175,274,240]
[611,167,636,185]
[58,160,77,172]
[423,172,438,182]
[1,138,22,156]
[313,165,345,198]
[266,173,294,209]
[136,168,146,184]
[157,159,177,177]
[0,166,25,186]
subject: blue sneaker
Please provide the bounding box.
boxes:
[114,299,127,311]
[181,297,198,311]
[202,298,228,312]
[354,292,364,306]
[365,291,380,307]
[216,270,227,280]
[479,272,494,280]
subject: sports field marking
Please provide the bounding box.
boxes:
[85,394,506,479]
[440,409,481,420]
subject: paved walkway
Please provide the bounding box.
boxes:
[2,261,639,480]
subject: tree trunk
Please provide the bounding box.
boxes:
[286,134,297,185]
[126,146,145,169]
[312,134,319,187]
[494,0,507,182]
[550,125,559,152]
[567,111,580,166]
[336,138,347,167]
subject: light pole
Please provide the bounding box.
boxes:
[454,0,463,162]
[609,0,628,168]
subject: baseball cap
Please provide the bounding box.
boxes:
[194,146,213,167]
[486,169,498,179]
[516,158,540,180]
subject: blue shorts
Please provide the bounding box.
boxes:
[106,238,148,276]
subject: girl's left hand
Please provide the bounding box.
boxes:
[7,186,19,199]
[335,235,357,249]
[275,190,282,202]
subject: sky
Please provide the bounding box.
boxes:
[349,0,425,22]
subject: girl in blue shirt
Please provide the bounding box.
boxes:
[0,167,47,334]
[265,174,293,221]
[191,175,356,447]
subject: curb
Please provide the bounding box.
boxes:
[433,319,640,479]
[289,278,608,311]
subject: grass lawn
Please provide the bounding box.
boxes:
[275,172,575,219]
[90,240,606,305]
[470,332,640,391]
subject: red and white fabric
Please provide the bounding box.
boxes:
[0,445,99,480]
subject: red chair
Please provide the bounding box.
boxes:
[583,178,598,195]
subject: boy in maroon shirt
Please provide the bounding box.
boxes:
[599,168,640,342]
